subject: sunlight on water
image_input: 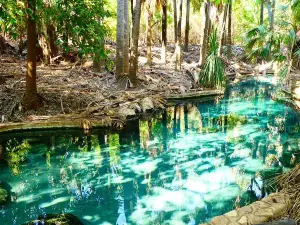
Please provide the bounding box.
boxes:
[0,77,299,225]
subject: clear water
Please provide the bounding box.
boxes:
[0,77,299,225]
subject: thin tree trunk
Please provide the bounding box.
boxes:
[24,0,41,110]
[271,0,275,31]
[47,25,58,57]
[0,35,5,53]
[129,0,142,86]
[175,0,183,70]
[93,39,105,72]
[227,0,232,58]
[199,1,210,65]
[218,4,228,55]
[116,0,125,78]
[173,0,178,43]
[18,35,24,54]
[161,0,167,63]
[184,0,190,52]
[146,1,152,66]
[267,0,275,31]
[221,6,228,46]
[260,0,264,25]
[124,0,130,74]
[39,20,51,65]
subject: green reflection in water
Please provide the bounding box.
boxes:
[0,77,299,225]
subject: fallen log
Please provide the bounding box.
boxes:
[165,89,225,100]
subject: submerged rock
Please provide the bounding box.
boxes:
[0,186,8,205]
[0,181,10,205]
[24,214,84,225]
[140,97,154,112]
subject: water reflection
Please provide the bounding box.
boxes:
[0,78,299,225]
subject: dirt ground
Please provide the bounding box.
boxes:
[0,44,255,130]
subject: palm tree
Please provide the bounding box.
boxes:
[184,0,190,52]
[227,0,232,57]
[145,0,153,66]
[161,0,167,63]
[260,0,264,25]
[199,0,211,65]
[173,0,178,43]
[175,0,183,70]
[124,0,130,74]
[129,0,142,86]
[218,4,228,55]
[267,0,275,31]
[116,0,125,78]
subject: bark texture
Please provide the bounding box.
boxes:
[199,1,211,65]
[116,0,125,78]
[184,0,190,52]
[260,0,264,25]
[161,0,167,63]
[175,0,183,70]
[124,0,130,74]
[173,0,178,43]
[146,1,153,66]
[129,0,142,86]
[227,0,232,58]
[24,0,41,110]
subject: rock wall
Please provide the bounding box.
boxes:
[200,193,291,225]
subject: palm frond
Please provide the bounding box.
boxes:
[199,28,225,89]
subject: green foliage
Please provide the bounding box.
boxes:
[6,139,31,175]
[199,28,225,89]
[54,0,110,57]
[0,0,112,59]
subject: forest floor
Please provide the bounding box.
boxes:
[0,44,279,131]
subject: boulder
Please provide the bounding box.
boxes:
[119,107,136,119]
[140,97,154,112]
[24,214,84,225]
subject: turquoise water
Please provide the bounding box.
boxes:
[0,77,299,225]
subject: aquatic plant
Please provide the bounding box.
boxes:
[6,139,31,175]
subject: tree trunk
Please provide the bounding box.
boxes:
[129,0,142,86]
[161,0,167,64]
[227,0,232,58]
[18,35,25,54]
[0,35,5,53]
[260,0,264,25]
[267,0,275,31]
[24,0,41,110]
[47,25,58,57]
[199,1,210,65]
[124,0,130,74]
[39,20,51,65]
[175,0,183,70]
[271,0,275,31]
[173,0,178,43]
[184,0,190,52]
[146,1,152,66]
[93,39,105,72]
[218,4,228,55]
[116,0,125,78]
